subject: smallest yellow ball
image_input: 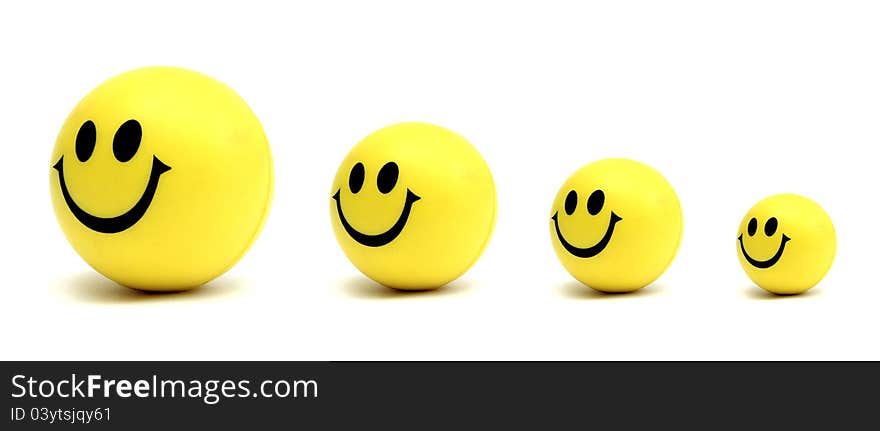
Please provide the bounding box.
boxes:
[736,194,835,295]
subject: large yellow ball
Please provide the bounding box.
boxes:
[550,158,682,292]
[49,67,273,291]
[330,122,496,290]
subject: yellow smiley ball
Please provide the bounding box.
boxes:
[50,67,273,291]
[330,122,496,290]
[736,194,835,295]
[550,158,683,292]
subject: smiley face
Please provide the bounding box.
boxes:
[53,119,171,233]
[737,216,790,269]
[330,122,496,290]
[549,159,682,293]
[50,67,273,291]
[332,161,421,247]
[736,194,835,295]
[551,189,622,258]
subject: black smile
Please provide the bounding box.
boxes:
[53,155,171,234]
[551,211,622,258]
[738,233,791,269]
[332,189,421,247]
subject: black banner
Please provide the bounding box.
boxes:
[3,362,879,427]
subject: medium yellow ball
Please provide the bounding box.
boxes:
[737,194,835,295]
[550,158,683,292]
[330,122,496,290]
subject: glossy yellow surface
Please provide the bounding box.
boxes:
[550,158,682,292]
[330,122,496,290]
[737,194,835,295]
[50,67,273,291]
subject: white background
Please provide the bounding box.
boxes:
[1,1,877,360]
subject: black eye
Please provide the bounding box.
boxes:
[349,162,365,193]
[564,190,577,215]
[747,218,758,236]
[112,119,141,163]
[764,217,778,236]
[75,120,96,162]
[586,190,605,216]
[377,162,398,194]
